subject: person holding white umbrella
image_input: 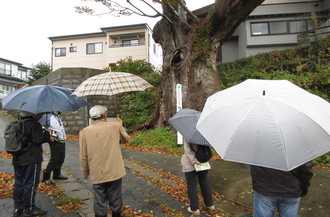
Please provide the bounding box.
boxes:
[196,79,329,217]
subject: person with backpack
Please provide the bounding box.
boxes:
[181,141,215,216]
[11,111,50,217]
[39,111,68,185]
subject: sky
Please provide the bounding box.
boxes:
[0,0,214,68]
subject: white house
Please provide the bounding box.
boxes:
[49,23,162,71]
[0,57,30,93]
[194,0,330,63]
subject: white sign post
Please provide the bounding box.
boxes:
[176,84,183,145]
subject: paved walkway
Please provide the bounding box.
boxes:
[0,111,329,216]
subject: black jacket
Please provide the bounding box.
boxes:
[251,162,313,198]
[12,116,50,166]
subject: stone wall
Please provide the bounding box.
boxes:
[32,67,122,135]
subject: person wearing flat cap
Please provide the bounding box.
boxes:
[12,111,51,217]
[79,105,130,217]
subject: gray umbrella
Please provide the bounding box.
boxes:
[2,85,88,113]
[168,108,211,146]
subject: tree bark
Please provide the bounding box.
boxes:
[147,0,264,128]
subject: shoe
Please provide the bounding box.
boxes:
[53,168,68,180]
[203,203,215,211]
[187,207,200,216]
[13,208,23,217]
[53,174,68,180]
[42,179,55,186]
[22,207,47,217]
[112,212,121,217]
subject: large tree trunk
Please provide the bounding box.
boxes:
[147,0,264,128]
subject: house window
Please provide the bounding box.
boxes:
[70,46,77,52]
[269,21,287,34]
[251,20,314,36]
[18,69,27,79]
[289,21,307,33]
[0,62,12,75]
[153,43,157,55]
[122,39,139,46]
[251,22,269,35]
[307,20,316,31]
[55,48,66,57]
[87,42,103,54]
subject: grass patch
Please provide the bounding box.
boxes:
[128,127,183,155]
[56,195,83,212]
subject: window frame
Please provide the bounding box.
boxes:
[86,42,103,54]
[69,46,77,52]
[55,47,66,57]
[251,22,269,36]
[0,62,12,75]
[122,39,139,47]
[251,19,312,36]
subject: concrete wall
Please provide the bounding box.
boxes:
[222,39,238,63]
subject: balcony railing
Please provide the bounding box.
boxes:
[109,43,145,48]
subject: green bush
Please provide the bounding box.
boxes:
[219,37,330,102]
[108,57,162,129]
[129,127,183,155]
[120,90,158,129]
[313,153,330,167]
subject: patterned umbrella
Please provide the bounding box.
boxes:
[168,108,211,146]
[72,72,153,97]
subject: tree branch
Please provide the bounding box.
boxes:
[211,0,265,42]
[176,0,199,23]
[162,1,191,30]
[127,0,173,23]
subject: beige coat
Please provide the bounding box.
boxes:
[79,120,130,184]
[181,141,198,172]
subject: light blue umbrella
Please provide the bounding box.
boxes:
[2,85,88,113]
[168,108,211,146]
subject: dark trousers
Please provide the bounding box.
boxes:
[93,178,123,217]
[45,141,65,172]
[185,170,214,211]
[13,163,41,210]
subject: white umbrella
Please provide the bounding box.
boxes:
[196,79,330,171]
[72,71,153,97]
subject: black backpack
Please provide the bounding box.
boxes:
[191,144,213,163]
[4,118,30,155]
